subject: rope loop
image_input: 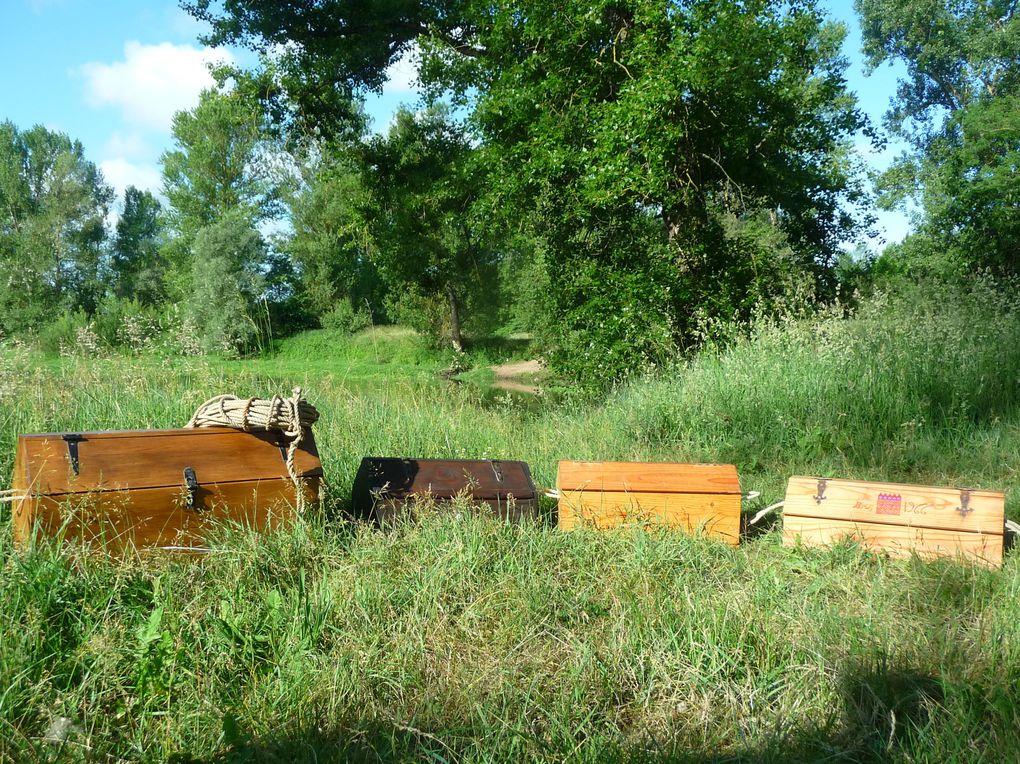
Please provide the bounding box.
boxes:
[186,387,319,513]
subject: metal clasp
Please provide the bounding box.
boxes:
[62,433,84,476]
[813,478,828,505]
[957,489,973,516]
[183,467,200,510]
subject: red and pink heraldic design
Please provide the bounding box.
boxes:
[876,492,902,516]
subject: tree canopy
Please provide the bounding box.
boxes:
[859,0,1020,275]
[0,121,112,332]
[180,0,868,382]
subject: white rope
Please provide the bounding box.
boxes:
[1006,519,1020,536]
[186,387,319,513]
[747,501,785,527]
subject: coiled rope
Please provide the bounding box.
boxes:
[186,387,319,513]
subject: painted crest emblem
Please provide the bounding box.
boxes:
[876,492,902,516]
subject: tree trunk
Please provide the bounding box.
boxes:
[447,287,464,352]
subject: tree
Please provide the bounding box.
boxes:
[191,0,868,383]
[110,186,166,305]
[0,121,112,332]
[189,209,266,354]
[469,0,866,381]
[161,83,292,342]
[858,0,1020,275]
[161,85,283,239]
[364,106,494,350]
[184,0,482,94]
[286,156,383,321]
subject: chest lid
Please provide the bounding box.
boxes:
[557,461,740,495]
[354,457,537,502]
[13,427,323,496]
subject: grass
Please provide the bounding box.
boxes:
[2,280,1020,761]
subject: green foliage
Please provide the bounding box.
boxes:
[160,85,288,309]
[111,186,166,305]
[285,156,386,321]
[320,298,372,335]
[471,0,866,385]
[188,211,266,356]
[364,106,497,349]
[383,285,453,347]
[859,0,1020,274]
[161,87,283,237]
[184,0,479,95]
[183,1,867,383]
[0,121,113,333]
[36,309,99,356]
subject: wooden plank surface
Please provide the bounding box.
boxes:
[557,461,740,495]
[783,515,1003,567]
[16,428,322,495]
[558,490,740,544]
[784,476,1004,535]
[13,477,316,550]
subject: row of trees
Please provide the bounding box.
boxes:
[1,0,1017,385]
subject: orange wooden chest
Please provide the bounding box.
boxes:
[10,426,322,552]
[556,460,741,544]
[783,476,1005,567]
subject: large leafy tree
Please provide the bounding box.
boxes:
[161,85,283,239]
[187,0,867,381]
[110,186,166,305]
[859,0,1020,275]
[161,84,289,347]
[0,121,112,332]
[364,106,493,350]
[286,157,381,320]
[471,1,866,379]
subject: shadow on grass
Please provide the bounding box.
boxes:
[166,663,961,764]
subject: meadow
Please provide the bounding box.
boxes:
[2,280,1020,762]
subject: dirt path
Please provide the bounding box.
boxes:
[491,359,544,378]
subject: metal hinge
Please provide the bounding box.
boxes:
[813,478,828,505]
[62,433,84,476]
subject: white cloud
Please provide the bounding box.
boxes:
[382,44,420,95]
[102,130,148,160]
[167,7,212,41]
[79,41,235,131]
[100,157,162,197]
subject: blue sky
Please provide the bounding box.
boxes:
[0,0,910,247]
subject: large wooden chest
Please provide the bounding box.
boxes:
[10,427,322,552]
[556,461,741,544]
[783,476,1005,567]
[352,457,539,523]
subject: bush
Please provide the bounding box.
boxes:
[384,288,450,347]
[37,310,101,356]
[320,299,372,335]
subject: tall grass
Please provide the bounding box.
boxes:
[2,280,1020,761]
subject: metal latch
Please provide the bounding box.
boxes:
[491,461,504,482]
[957,489,972,516]
[183,467,200,510]
[62,433,84,476]
[813,478,828,505]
